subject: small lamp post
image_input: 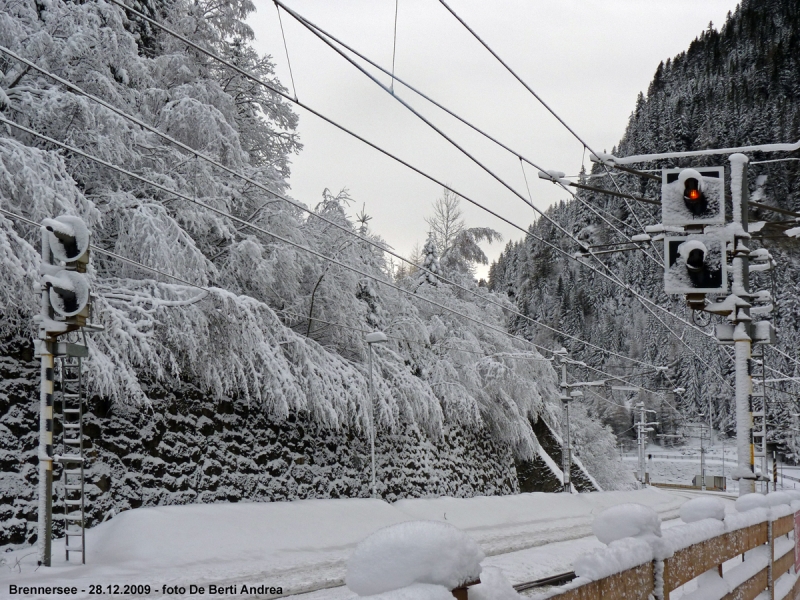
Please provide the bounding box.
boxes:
[365,331,388,499]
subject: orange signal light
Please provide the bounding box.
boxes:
[687,189,701,202]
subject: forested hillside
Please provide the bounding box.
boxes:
[490,0,800,451]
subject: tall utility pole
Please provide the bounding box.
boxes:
[553,348,604,493]
[701,422,706,491]
[37,227,54,567]
[554,348,572,493]
[684,421,708,490]
[365,331,388,499]
[697,421,708,491]
[635,402,658,486]
[730,154,756,496]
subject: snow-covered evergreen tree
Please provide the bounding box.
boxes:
[417,235,441,288]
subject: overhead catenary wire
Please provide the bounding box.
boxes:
[23,2,733,395]
[0,120,670,384]
[432,0,669,255]
[268,7,662,265]
[390,0,400,94]
[275,2,298,101]
[0,203,660,394]
[274,1,595,258]
[0,32,692,375]
[0,114,661,372]
[272,3,732,391]
[416,4,753,383]
[98,0,729,368]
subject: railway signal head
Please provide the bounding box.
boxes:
[39,215,91,332]
[664,235,727,294]
[681,174,707,215]
[662,166,724,226]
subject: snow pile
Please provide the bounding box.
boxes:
[574,504,666,582]
[467,567,520,600]
[663,518,725,554]
[346,521,483,597]
[765,491,791,507]
[658,492,727,554]
[573,536,654,581]
[592,503,662,544]
[680,497,725,523]
[735,493,768,513]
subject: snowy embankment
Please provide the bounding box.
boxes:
[0,489,685,598]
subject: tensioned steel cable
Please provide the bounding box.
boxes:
[276,4,731,388]
[1,205,561,363]
[46,2,730,390]
[276,0,598,257]
[0,116,669,376]
[100,0,726,353]
[419,2,745,381]
[0,51,669,370]
[275,9,661,266]
[435,0,666,228]
[0,202,661,392]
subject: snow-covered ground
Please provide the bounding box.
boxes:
[623,440,800,494]
[0,489,687,599]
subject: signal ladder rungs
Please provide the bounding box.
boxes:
[57,355,86,564]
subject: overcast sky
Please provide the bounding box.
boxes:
[248,0,737,277]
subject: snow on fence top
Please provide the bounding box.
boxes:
[679,497,725,523]
[592,503,662,545]
[574,496,800,583]
[345,520,483,597]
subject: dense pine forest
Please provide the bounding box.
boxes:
[489,0,800,451]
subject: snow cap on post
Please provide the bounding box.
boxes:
[366,331,389,344]
[765,491,791,507]
[345,520,483,596]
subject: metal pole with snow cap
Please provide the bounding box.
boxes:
[365,331,388,499]
[35,215,92,566]
[553,348,571,492]
[728,154,756,496]
[554,349,607,493]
